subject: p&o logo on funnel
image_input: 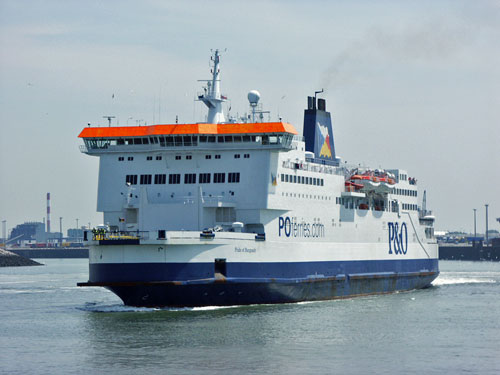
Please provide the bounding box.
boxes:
[317,122,332,159]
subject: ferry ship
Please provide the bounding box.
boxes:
[77,50,439,307]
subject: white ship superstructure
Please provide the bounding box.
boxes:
[78,50,438,307]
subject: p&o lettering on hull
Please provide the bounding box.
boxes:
[388,222,408,255]
[278,216,325,238]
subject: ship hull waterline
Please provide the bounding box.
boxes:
[78,271,439,308]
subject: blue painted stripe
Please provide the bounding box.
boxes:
[90,258,439,283]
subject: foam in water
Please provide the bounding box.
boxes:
[78,302,242,313]
[433,274,497,286]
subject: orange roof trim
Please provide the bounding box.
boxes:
[78,122,298,138]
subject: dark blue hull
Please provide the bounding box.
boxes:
[78,259,439,307]
[102,272,438,307]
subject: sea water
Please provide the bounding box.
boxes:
[1,259,499,375]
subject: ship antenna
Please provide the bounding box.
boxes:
[422,190,427,216]
[314,89,324,103]
[197,49,227,124]
[103,116,115,127]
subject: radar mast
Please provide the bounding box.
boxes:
[198,49,227,124]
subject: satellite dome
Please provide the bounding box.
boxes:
[247,90,261,106]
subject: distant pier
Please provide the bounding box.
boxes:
[8,247,89,259]
[439,242,500,261]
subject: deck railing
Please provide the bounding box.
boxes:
[90,230,150,241]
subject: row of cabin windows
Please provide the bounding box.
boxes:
[335,198,386,211]
[393,188,417,197]
[85,134,294,151]
[403,203,418,211]
[280,174,324,186]
[111,134,290,146]
[335,197,369,207]
[125,173,241,185]
[282,192,332,200]
[333,197,419,212]
[118,153,249,162]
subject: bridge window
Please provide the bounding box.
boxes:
[147,156,153,161]
[140,174,152,185]
[169,174,180,184]
[214,173,225,183]
[228,172,240,183]
[154,174,166,184]
[199,173,211,184]
[118,157,124,161]
[234,154,240,159]
[127,156,134,161]
[186,155,192,160]
[126,175,137,185]
[175,155,181,160]
[215,154,221,159]
[184,173,196,184]
[244,154,250,158]
[156,156,162,160]
[205,155,212,159]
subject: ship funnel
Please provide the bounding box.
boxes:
[303,95,339,165]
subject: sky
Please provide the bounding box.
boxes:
[0,0,499,236]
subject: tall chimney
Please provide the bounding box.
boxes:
[47,193,51,233]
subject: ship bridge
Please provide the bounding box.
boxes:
[78,122,299,154]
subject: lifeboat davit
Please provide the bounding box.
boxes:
[345,181,364,191]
